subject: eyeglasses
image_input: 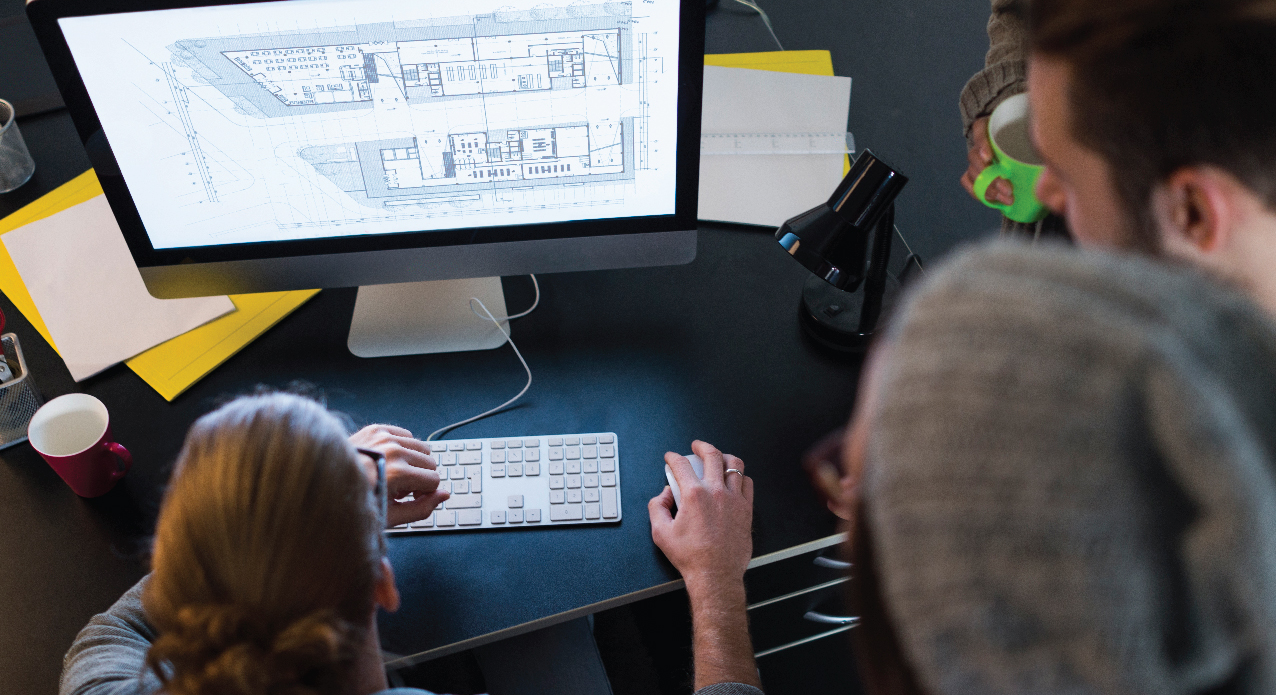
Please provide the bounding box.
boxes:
[356,447,387,529]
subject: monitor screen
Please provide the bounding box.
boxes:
[56,0,683,251]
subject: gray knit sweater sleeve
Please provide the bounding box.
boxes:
[959,0,1028,142]
[693,683,764,695]
[60,577,161,695]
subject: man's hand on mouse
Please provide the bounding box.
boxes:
[350,424,449,527]
[649,440,754,592]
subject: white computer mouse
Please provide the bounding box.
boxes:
[664,454,704,508]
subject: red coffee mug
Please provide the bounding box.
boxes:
[28,393,132,498]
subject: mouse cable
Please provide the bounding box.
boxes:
[730,0,785,52]
[425,276,538,441]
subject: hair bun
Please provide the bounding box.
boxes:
[148,605,359,695]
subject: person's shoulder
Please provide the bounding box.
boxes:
[896,238,1276,355]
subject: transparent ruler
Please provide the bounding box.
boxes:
[700,132,856,156]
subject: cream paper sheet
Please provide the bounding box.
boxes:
[699,66,852,227]
[3,195,234,381]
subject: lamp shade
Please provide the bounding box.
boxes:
[775,150,908,291]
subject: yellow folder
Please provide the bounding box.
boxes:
[0,170,318,400]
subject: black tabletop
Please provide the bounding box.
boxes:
[0,0,1003,692]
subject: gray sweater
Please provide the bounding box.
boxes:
[61,577,763,695]
[868,242,1276,693]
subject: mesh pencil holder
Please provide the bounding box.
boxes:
[0,333,42,449]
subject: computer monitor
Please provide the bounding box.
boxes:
[28,0,703,356]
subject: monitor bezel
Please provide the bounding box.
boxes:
[26,0,704,267]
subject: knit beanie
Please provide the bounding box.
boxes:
[865,241,1276,694]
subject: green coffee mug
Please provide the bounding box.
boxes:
[973,93,1049,224]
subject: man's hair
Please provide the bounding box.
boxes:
[1029,0,1276,248]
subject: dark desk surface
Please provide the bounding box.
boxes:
[0,0,1003,692]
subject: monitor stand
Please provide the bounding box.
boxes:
[348,277,510,358]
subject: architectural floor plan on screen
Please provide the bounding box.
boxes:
[84,1,679,245]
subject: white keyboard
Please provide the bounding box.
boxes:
[387,433,621,533]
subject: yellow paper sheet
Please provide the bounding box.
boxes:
[705,50,849,174]
[705,50,835,77]
[0,170,318,400]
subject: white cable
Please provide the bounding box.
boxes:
[502,274,539,320]
[425,278,538,442]
[730,0,785,52]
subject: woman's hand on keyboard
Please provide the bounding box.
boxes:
[350,424,450,527]
[649,440,754,591]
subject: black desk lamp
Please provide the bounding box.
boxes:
[775,150,909,352]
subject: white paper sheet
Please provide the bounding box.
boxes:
[699,66,852,227]
[3,196,234,381]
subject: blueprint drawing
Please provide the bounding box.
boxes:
[58,0,681,248]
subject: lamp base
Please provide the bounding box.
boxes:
[798,274,901,353]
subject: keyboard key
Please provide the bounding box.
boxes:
[583,474,598,488]
[441,452,458,466]
[525,449,540,462]
[468,472,482,493]
[508,450,523,463]
[600,459,615,473]
[549,490,565,504]
[491,440,506,449]
[566,437,580,446]
[601,489,618,518]
[549,448,564,461]
[549,476,564,489]
[509,463,524,477]
[450,467,467,479]
[549,461,564,475]
[507,495,524,508]
[525,462,540,476]
[453,479,470,494]
[600,445,615,458]
[583,460,598,474]
[506,438,522,448]
[410,515,434,528]
[567,489,582,503]
[567,461,581,474]
[491,511,506,524]
[460,451,482,465]
[491,451,506,463]
[551,504,584,521]
[601,473,616,487]
[447,494,483,509]
[585,503,600,519]
[583,435,597,445]
[566,475,581,489]
[435,510,457,527]
[583,445,597,458]
[438,480,451,494]
[468,465,483,478]
[458,509,483,526]
[526,509,542,523]
[566,447,580,459]
[600,434,614,444]
[449,442,464,451]
[524,438,540,447]
[393,523,408,529]
[584,488,600,503]
[466,441,482,451]
[508,510,524,523]
[492,465,506,478]
[548,437,563,446]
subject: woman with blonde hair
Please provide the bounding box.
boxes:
[59,392,447,695]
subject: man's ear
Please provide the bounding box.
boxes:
[374,557,400,613]
[1154,168,1233,256]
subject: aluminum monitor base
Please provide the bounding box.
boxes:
[348,278,510,358]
